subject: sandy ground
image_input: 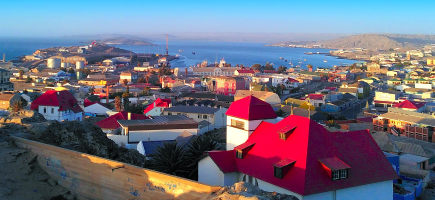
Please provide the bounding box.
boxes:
[0,139,74,200]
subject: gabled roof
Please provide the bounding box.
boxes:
[207,150,237,173]
[226,95,277,120]
[306,94,324,100]
[393,100,426,109]
[94,111,149,130]
[143,98,171,115]
[208,115,398,196]
[30,90,83,113]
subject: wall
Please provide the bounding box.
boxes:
[129,128,198,143]
[256,179,303,199]
[12,136,221,200]
[198,156,224,186]
[335,180,393,200]
[84,104,110,116]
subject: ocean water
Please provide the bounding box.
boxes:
[0,38,356,69]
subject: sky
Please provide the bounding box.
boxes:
[1,0,434,38]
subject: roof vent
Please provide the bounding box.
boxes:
[235,142,255,159]
[273,158,296,179]
[277,124,297,140]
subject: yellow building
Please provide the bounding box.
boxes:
[299,101,315,111]
[428,57,435,66]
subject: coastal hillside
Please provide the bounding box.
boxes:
[271,34,435,50]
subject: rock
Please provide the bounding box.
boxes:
[0,187,12,197]
[47,178,58,187]
[211,182,299,200]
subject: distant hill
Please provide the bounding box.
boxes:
[91,37,156,46]
[270,34,435,50]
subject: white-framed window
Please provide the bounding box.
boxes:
[332,170,340,180]
[340,169,347,179]
[51,108,54,113]
[203,115,207,119]
[43,107,46,113]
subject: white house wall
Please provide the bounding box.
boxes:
[146,107,164,116]
[128,128,198,143]
[256,179,303,200]
[84,104,110,116]
[334,180,393,200]
[198,156,225,186]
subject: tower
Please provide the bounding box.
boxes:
[225,95,277,150]
[165,34,168,56]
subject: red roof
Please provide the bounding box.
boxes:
[207,150,237,173]
[94,111,149,130]
[208,115,398,196]
[287,78,299,83]
[393,100,426,109]
[31,90,83,113]
[225,95,277,120]
[307,94,324,100]
[237,70,255,74]
[143,98,171,115]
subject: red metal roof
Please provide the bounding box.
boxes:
[208,115,399,196]
[143,98,171,115]
[273,158,296,168]
[393,100,426,109]
[31,90,83,113]
[94,111,149,130]
[207,150,237,173]
[307,94,324,100]
[225,95,277,120]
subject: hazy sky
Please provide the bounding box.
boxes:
[1,0,433,37]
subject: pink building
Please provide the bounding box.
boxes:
[215,77,245,96]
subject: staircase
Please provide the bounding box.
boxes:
[391,126,400,136]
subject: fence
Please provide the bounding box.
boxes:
[12,136,221,200]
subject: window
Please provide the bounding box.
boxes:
[203,115,207,119]
[198,114,202,119]
[279,133,286,140]
[51,108,54,114]
[211,115,213,118]
[248,176,253,184]
[231,119,244,129]
[168,112,172,115]
[274,167,283,179]
[340,169,348,179]
[236,150,243,159]
[43,107,46,113]
[332,170,340,180]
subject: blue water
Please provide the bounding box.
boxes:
[0,38,356,69]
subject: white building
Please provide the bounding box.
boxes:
[198,95,399,200]
[192,67,240,76]
[84,102,111,116]
[31,90,83,121]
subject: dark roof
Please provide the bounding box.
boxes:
[164,106,221,114]
[179,93,216,99]
[331,100,346,106]
[281,106,327,121]
[140,140,175,157]
[94,111,149,130]
[216,95,234,102]
[118,115,198,131]
[377,90,401,94]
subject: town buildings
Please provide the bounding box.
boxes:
[0,92,21,109]
[0,69,14,92]
[162,106,227,129]
[143,98,172,116]
[198,96,398,200]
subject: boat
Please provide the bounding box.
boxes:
[279,57,284,60]
[175,54,180,58]
[285,59,287,62]
[179,50,183,52]
[305,52,313,55]
[192,52,195,55]
[324,56,327,63]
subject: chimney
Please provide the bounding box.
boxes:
[106,85,109,104]
[128,112,131,120]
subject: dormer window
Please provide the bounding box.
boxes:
[235,142,255,159]
[277,124,297,140]
[273,158,296,179]
[319,157,350,181]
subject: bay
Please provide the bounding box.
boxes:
[0,38,357,70]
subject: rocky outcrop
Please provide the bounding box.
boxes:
[0,140,75,200]
[211,182,298,200]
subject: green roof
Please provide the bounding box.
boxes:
[403,78,415,81]
[418,78,427,81]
